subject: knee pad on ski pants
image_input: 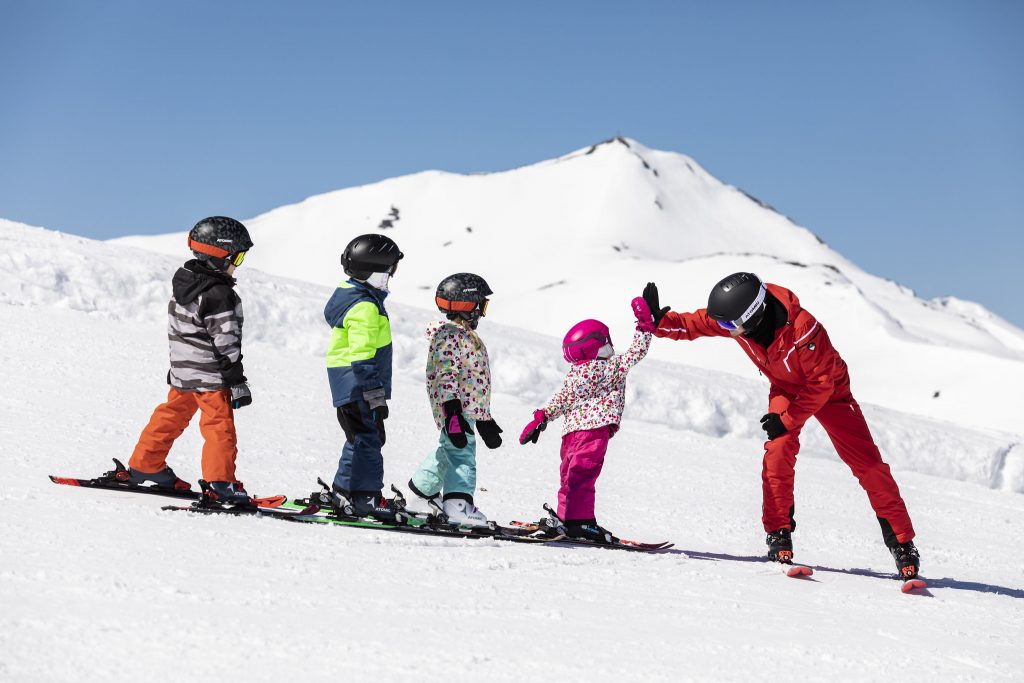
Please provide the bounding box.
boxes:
[337,402,373,443]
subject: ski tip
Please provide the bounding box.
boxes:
[253,495,287,509]
[49,476,81,486]
[786,565,813,578]
[901,578,927,593]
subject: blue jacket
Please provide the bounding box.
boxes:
[325,279,393,406]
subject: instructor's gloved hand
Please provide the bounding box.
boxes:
[475,419,503,449]
[363,388,389,445]
[760,413,787,440]
[642,282,671,326]
[230,383,252,409]
[442,399,473,449]
[519,409,548,445]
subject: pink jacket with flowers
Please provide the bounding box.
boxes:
[543,329,652,436]
[425,320,493,429]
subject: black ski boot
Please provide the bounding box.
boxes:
[104,458,192,492]
[331,485,408,523]
[565,518,618,544]
[200,480,253,506]
[889,540,921,580]
[766,528,794,563]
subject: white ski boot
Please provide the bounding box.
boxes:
[442,498,493,529]
[405,480,445,518]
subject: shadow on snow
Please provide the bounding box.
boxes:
[678,549,1024,600]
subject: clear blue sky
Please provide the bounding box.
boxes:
[2,1,1022,325]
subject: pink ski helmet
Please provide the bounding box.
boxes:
[562,319,612,364]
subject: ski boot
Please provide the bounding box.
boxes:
[331,485,408,523]
[565,518,618,544]
[442,496,494,529]
[889,540,921,580]
[766,528,794,563]
[200,480,253,506]
[104,458,192,492]
[405,480,447,522]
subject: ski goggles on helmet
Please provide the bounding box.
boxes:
[230,251,247,267]
[436,297,489,317]
[714,284,766,331]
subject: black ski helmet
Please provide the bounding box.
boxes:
[707,272,767,330]
[341,234,403,280]
[435,273,493,328]
[187,216,253,270]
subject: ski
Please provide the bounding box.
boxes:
[279,499,557,544]
[547,537,674,553]
[901,578,927,594]
[50,459,286,508]
[162,501,321,520]
[783,564,814,578]
[508,504,674,553]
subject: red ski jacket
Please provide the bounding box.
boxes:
[654,284,851,431]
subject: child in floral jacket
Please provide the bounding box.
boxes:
[407,273,503,527]
[519,298,653,542]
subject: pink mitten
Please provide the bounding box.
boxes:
[632,297,656,333]
[519,409,548,445]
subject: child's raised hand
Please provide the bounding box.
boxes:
[519,410,548,445]
[632,297,656,333]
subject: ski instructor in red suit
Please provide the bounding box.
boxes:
[639,274,921,579]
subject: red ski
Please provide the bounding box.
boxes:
[50,459,286,508]
[901,578,927,593]
[784,564,814,578]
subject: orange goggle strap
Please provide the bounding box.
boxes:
[436,296,489,314]
[187,237,231,259]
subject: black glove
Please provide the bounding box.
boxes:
[475,419,503,449]
[229,383,252,409]
[643,282,671,325]
[760,413,787,440]
[442,399,474,449]
[362,388,388,445]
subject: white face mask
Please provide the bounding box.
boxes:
[364,272,391,291]
[597,343,615,359]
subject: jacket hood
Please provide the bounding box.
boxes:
[173,259,235,305]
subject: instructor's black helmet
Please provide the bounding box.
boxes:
[707,272,767,331]
[188,216,253,270]
[435,273,493,329]
[341,234,404,280]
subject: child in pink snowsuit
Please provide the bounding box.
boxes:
[519,299,653,540]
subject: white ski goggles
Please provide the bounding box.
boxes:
[715,284,766,331]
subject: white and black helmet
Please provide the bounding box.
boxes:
[707,272,767,331]
[341,234,404,280]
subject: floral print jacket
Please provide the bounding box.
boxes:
[425,320,493,429]
[543,329,652,436]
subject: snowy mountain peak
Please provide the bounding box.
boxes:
[95,139,1024,437]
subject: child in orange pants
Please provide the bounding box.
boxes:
[124,217,254,503]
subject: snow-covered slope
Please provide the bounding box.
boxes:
[6,219,1022,494]
[3,219,1024,681]
[112,138,1024,437]
[2,219,1023,680]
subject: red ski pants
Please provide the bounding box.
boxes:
[762,395,915,543]
[129,387,238,482]
[558,426,612,521]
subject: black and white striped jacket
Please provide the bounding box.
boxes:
[167,260,245,392]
